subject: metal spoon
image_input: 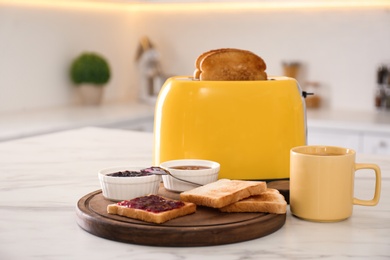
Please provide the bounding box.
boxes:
[141,166,203,187]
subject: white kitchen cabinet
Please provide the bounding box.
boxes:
[307,128,390,155]
[307,128,362,152]
[362,134,390,155]
[306,109,390,155]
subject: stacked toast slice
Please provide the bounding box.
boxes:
[180,179,286,214]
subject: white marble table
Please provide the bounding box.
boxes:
[0,127,389,259]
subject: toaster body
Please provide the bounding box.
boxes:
[153,76,307,180]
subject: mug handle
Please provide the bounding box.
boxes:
[353,163,381,206]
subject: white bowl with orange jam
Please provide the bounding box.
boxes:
[160,159,220,192]
[98,166,160,201]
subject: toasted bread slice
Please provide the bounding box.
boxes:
[219,188,287,214]
[180,179,267,208]
[193,49,222,79]
[194,49,229,79]
[107,195,196,224]
[195,49,219,69]
[194,48,267,81]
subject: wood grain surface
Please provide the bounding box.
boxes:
[76,182,288,247]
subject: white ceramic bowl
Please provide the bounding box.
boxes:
[160,159,220,192]
[98,166,160,201]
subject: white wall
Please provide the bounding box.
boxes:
[0,2,138,112]
[1,2,389,113]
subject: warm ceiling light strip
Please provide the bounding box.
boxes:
[132,2,390,12]
[0,0,127,11]
[1,0,389,12]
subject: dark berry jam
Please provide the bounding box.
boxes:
[106,170,151,177]
[118,195,185,213]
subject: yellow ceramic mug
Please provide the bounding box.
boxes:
[290,145,381,222]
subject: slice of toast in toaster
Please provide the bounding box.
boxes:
[219,188,287,214]
[107,194,196,224]
[193,49,222,79]
[194,48,267,81]
[180,179,267,208]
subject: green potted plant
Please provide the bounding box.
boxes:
[70,52,111,105]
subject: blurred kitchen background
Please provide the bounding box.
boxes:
[1,0,390,154]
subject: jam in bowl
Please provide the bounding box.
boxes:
[160,159,220,192]
[98,166,160,201]
[169,165,211,170]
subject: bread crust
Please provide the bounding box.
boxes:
[195,49,220,70]
[193,49,227,79]
[107,195,196,224]
[180,179,267,208]
[219,188,287,214]
[194,48,267,81]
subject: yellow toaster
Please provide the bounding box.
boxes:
[153,76,307,180]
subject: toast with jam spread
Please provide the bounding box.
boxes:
[107,194,196,224]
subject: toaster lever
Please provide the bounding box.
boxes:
[302,91,314,98]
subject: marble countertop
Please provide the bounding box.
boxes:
[0,102,155,141]
[0,127,389,259]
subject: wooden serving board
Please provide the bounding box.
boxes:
[76,182,288,247]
